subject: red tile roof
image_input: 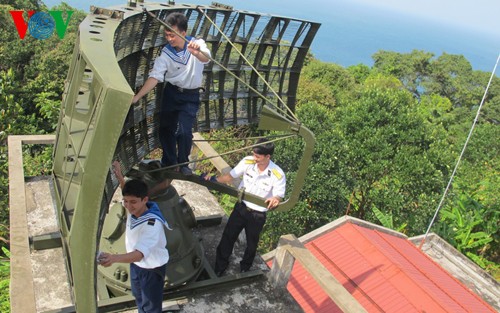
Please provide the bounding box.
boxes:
[274,221,496,313]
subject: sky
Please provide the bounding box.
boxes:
[349,0,500,37]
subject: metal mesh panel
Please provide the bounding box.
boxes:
[110,4,320,175]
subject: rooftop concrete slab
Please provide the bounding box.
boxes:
[22,176,301,312]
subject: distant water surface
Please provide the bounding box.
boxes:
[43,0,500,72]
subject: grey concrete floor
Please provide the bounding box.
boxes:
[24,176,302,313]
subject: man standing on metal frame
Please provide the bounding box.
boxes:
[203,138,286,275]
[133,12,211,176]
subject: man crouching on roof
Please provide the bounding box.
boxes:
[202,138,286,276]
[99,162,169,313]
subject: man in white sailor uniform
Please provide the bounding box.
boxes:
[203,138,286,276]
[132,12,211,175]
[99,176,169,313]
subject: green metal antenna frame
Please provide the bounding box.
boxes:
[51,2,320,311]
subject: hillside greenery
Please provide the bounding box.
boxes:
[267,53,499,275]
[208,52,499,278]
[1,1,499,310]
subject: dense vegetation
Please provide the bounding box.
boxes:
[1,0,498,310]
[208,52,499,276]
[265,53,499,274]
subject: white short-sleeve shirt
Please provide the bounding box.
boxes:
[125,202,169,269]
[230,156,286,212]
[149,36,211,89]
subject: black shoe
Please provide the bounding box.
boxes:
[180,166,193,175]
[240,268,250,273]
[215,270,225,277]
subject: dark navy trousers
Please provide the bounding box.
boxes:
[159,83,200,168]
[215,202,267,273]
[130,262,166,313]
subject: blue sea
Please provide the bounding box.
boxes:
[44,0,500,73]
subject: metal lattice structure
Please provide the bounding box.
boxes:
[51,1,320,311]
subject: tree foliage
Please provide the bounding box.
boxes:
[437,189,499,274]
[299,59,358,105]
[263,51,500,274]
[0,247,10,313]
[1,2,85,131]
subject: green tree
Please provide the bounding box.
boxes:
[437,190,499,274]
[346,63,372,84]
[0,247,10,313]
[424,53,477,107]
[332,78,450,235]
[260,100,352,250]
[300,59,358,105]
[372,49,434,99]
[371,50,500,118]
[296,75,336,108]
[372,205,407,232]
[0,3,85,132]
